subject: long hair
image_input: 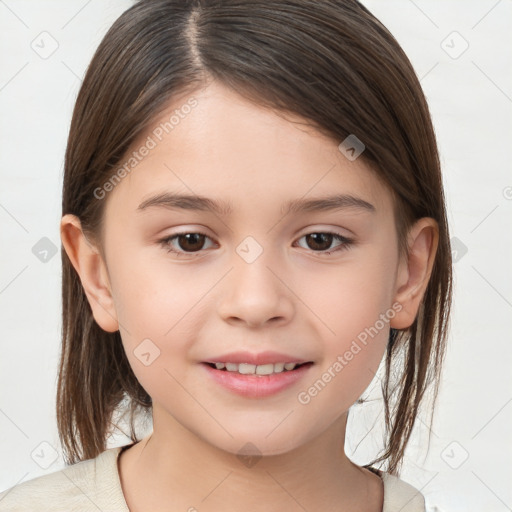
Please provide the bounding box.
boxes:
[57,0,452,474]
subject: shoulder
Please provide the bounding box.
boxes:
[0,446,129,512]
[379,470,426,512]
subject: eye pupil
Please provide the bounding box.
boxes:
[307,233,333,251]
[179,233,205,252]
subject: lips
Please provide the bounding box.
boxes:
[201,351,314,397]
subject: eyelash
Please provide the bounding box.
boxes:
[158,230,353,258]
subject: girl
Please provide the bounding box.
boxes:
[0,0,452,510]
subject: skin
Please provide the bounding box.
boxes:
[61,80,438,512]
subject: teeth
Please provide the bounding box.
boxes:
[212,362,300,375]
[273,362,285,373]
[256,363,274,375]
[239,363,256,374]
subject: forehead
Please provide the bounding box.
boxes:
[104,82,393,219]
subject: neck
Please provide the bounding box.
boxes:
[119,408,380,512]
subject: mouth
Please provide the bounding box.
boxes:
[201,360,314,398]
[203,361,313,376]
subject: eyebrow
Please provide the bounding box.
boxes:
[137,192,376,216]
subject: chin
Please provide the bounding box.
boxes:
[200,428,308,460]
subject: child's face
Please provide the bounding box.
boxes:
[94,82,410,455]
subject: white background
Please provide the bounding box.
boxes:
[0,1,511,510]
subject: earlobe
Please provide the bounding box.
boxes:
[60,214,119,333]
[390,218,439,330]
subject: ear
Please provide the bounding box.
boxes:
[390,217,439,330]
[60,214,119,333]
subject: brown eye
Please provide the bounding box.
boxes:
[160,231,215,256]
[305,233,335,251]
[175,233,207,252]
[296,232,352,254]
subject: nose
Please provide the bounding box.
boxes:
[217,246,295,329]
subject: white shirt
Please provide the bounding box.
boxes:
[0,446,426,511]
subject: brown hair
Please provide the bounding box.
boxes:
[57,0,452,474]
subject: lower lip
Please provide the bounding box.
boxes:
[201,363,313,398]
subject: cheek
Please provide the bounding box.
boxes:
[108,245,230,382]
[305,248,398,342]
[109,246,209,337]
[296,271,393,422]
[110,259,205,417]
[106,254,201,399]
[299,247,396,401]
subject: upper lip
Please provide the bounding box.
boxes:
[203,351,312,366]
